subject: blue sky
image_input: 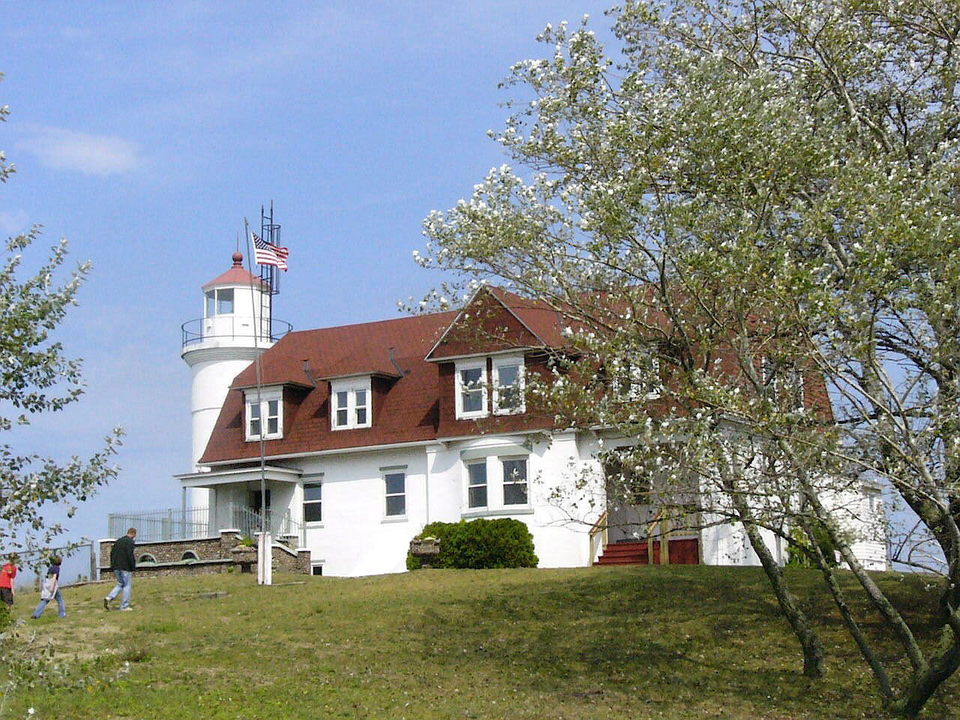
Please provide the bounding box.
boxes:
[1,2,618,579]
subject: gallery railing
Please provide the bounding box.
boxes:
[107,505,304,546]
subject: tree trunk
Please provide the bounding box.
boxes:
[891,623,960,718]
[721,470,827,678]
[801,518,893,700]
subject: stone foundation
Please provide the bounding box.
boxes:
[98,530,310,577]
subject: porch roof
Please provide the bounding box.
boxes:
[175,465,302,488]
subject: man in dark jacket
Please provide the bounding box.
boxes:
[104,527,137,611]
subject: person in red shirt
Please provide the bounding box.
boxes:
[0,554,18,606]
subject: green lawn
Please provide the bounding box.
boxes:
[3,566,956,719]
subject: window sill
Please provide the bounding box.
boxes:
[382,515,408,524]
[456,412,488,421]
[462,508,534,519]
[304,522,324,529]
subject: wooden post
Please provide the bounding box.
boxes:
[661,515,670,565]
[647,517,656,565]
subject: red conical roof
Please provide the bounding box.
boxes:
[202,252,264,290]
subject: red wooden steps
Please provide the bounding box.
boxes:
[595,538,700,566]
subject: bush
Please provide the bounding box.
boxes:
[407,518,538,570]
[787,522,840,568]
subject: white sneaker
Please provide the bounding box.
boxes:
[120,607,133,612]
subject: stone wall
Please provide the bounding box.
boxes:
[122,560,235,578]
[98,530,310,576]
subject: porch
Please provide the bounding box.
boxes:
[590,504,701,566]
[107,503,304,546]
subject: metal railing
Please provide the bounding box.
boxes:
[108,507,211,542]
[229,506,303,543]
[108,504,304,546]
[181,317,292,348]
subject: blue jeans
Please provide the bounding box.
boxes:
[106,569,133,608]
[32,589,66,618]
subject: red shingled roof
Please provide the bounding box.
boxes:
[201,311,454,463]
[198,283,834,465]
[199,287,569,465]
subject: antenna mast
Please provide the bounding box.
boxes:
[259,202,282,336]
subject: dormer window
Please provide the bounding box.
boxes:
[455,360,488,419]
[762,358,804,410]
[331,377,372,430]
[493,355,525,414]
[205,288,234,317]
[454,355,526,419]
[609,353,661,402]
[245,387,283,441]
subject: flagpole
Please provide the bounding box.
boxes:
[244,218,270,585]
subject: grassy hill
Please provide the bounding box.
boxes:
[2,565,956,719]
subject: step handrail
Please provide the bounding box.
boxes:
[589,511,608,565]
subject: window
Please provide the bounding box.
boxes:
[311,564,323,576]
[493,357,525,414]
[331,378,372,430]
[762,358,804,410]
[467,461,488,508]
[384,472,406,517]
[610,354,661,402]
[456,361,487,419]
[864,488,882,515]
[501,458,528,506]
[138,553,157,565]
[181,551,199,563]
[204,288,234,317]
[303,482,323,523]
[245,388,283,441]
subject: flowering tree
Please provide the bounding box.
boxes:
[0,96,122,566]
[419,1,960,715]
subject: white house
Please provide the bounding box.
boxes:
[114,252,887,576]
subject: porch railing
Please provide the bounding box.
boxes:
[589,510,609,565]
[108,504,304,546]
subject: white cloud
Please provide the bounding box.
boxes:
[0,209,30,236]
[17,125,142,176]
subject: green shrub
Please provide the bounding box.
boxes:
[787,522,840,568]
[407,518,538,570]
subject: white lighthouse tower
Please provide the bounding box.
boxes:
[181,251,282,477]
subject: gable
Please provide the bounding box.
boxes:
[426,287,564,361]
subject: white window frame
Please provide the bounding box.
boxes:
[303,481,323,525]
[492,355,525,415]
[455,359,488,419]
[610,353,661,403]
[466,460,488,509]
[383,470,407,519]
[762,357,804,410]
[244,387,283,441]
[204,287,235,317]
[864,487,883,515]
[501,456,530,507]
[330,377,373,430]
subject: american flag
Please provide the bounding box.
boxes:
[252,232,289,271]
